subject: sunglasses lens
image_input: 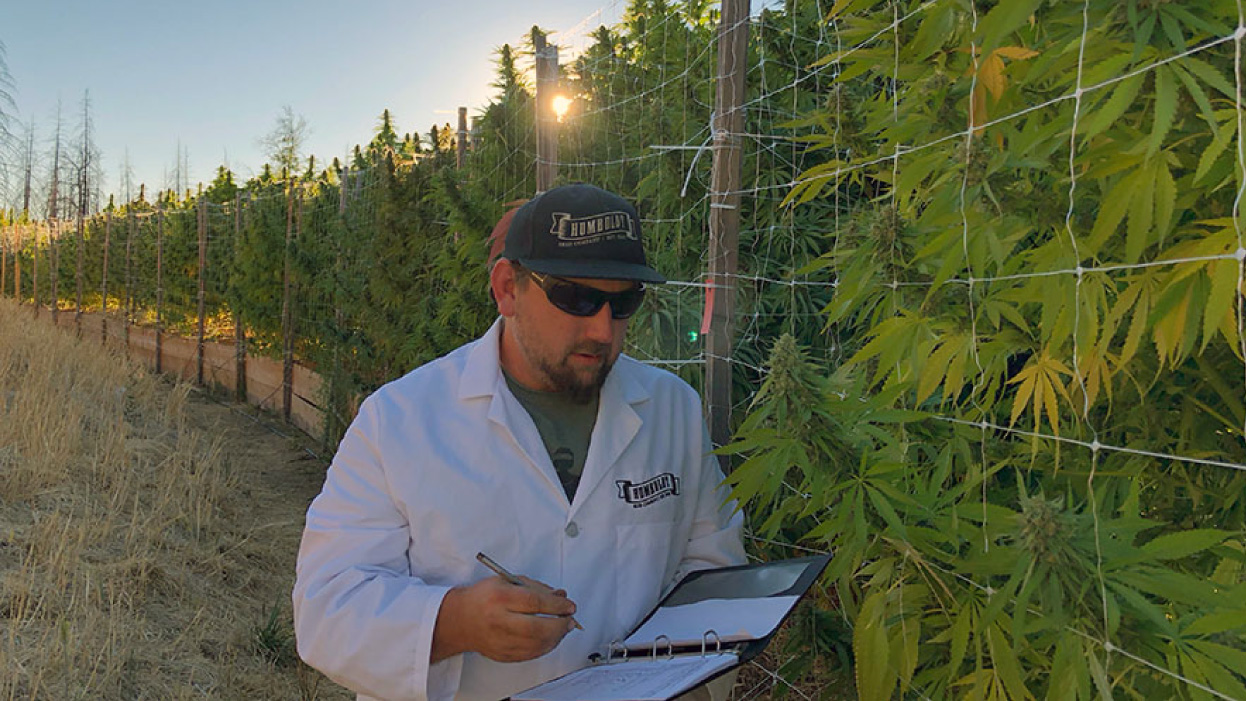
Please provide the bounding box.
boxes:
[608,288,645,319]
[534,274,646,319]
[547,283,605,317]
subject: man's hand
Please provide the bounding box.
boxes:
[431,575,578,663]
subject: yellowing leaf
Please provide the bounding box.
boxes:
[1008,351,1072,434]
[1009,362,1039,427]
[979,53,1007,101]
[1203,259,1238,351]
[963,45,1038,128]
[993,46,1039,61]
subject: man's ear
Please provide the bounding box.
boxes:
[490,259,519,317]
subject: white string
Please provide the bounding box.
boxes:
[938,416,1246,472]
[958,0,991,555]
[1062,0,1113,667]
[744,658,814,700]
[1070,630,1245,701]
[1234,8,1246,445]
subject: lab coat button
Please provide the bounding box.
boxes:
[565,522,579,538]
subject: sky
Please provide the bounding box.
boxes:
[1,0,627,205]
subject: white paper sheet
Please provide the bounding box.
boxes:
[512,653,738,701]
[623,595,800,650]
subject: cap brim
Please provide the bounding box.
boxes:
[519,257,667,284]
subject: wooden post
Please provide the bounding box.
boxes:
[197,193,207,386]
[457,107,468,169]
[1,227,7,299]
[705,0,749,466]
[101,211,111,345]
[234,193,247,403]
[156,203,164,374]
[532,27,559,193]
[281,183,297,422]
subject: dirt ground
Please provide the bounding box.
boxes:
[179,386,356,700]
[0,300,353,699]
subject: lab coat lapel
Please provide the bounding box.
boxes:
[487,391,568,502]
[463,319,568,504]
[571,359,645,515]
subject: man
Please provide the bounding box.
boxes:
[293,184,746,701]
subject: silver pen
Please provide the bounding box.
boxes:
[475,552,583,630]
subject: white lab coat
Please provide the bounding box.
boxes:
[294,319,746,701]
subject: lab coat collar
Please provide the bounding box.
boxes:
[572,361,644,514]
[458,318,506,401]
[461,318,649,511]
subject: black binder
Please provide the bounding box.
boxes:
[512,552,833,701]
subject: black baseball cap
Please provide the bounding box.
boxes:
[502,184,666,284]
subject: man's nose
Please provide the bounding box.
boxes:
[582,303,616,344]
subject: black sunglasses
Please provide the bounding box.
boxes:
[527,271,646,320]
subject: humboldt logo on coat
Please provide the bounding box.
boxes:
[549,211,636,247]
[616,473,680,508]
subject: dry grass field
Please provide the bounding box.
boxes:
[0,299,351,700]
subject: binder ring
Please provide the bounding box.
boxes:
[701,630,721,657]
[652,634,673,660]
[607,640,628,663]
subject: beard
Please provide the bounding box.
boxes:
[505,312,620,402]
[535,342,614,403]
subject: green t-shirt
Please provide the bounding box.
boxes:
[503,371,599,501]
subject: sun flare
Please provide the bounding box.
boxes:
[552,95,573,122]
